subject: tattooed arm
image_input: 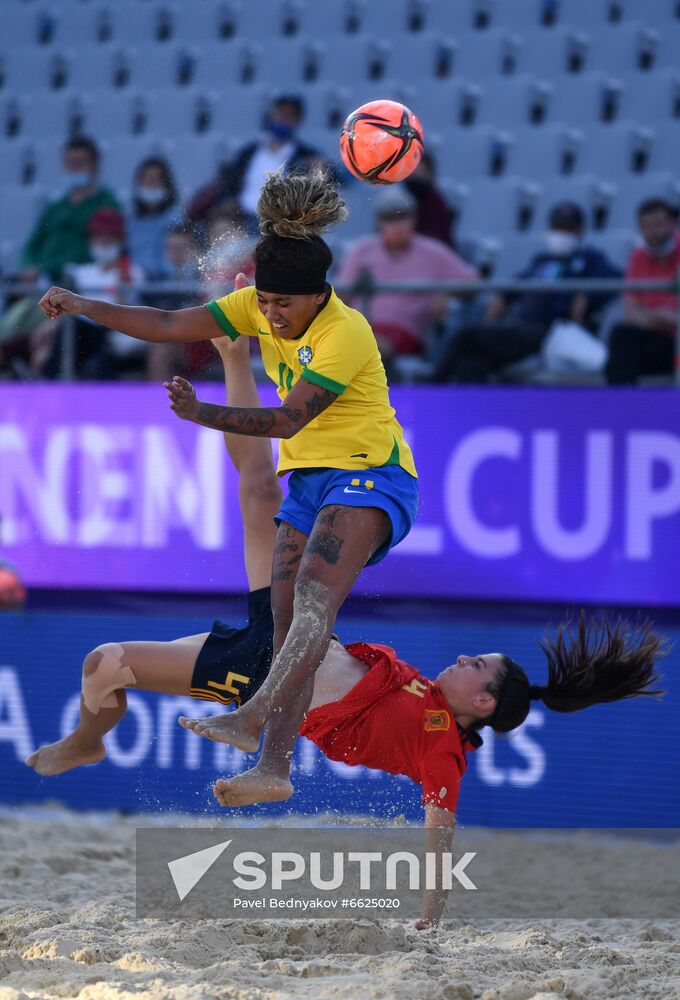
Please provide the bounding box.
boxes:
[165,375,338,439]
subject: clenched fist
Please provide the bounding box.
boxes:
[164,376,200,422]
[38,286,86,320]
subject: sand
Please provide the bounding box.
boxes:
[0,810,678,1000]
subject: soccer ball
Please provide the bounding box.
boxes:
[340,99,425,185]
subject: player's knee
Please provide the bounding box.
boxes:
[82,642,136,715]
[239,468,282,509]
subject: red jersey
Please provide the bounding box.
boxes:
[625,233,680,332]
[299,642,481,813]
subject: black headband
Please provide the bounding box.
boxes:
[488,660,546,733]
[255,258,328,296]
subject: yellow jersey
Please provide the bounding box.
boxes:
[205,286,417,478]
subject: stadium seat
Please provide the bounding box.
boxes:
[646,121,680,173]
[509,124,585,179]
[617,69,680,124]
[0,185,47,269]
[434,126,515,181]
[1,5,43,48]
[476,74,553,127]
[52,4,116,48]
[20,92,79,139]
[516,27,591,76]
[577,122,655,177]
[548,72,624,125]
[452,29,524,78]
[209,84,270,137]
[0,48,54,94]
[458,177,542,237]
[587,23,661,76]
[419,1,479,34]
[163,134,227,195]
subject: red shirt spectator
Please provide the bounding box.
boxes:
[606,198,679,384]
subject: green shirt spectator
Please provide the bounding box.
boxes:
[20,136,120,282]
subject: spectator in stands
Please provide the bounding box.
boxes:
[202,207,256,301]
[404,151,457,248]
[145,224,202,381]
[126,156,180,278]
[41,208,144,379]
[337,186,477,362]
[186,95,327,229]
[20,136,119,283]
[606,198,680,384]
[433,202,621,383]
[162,224,202,286]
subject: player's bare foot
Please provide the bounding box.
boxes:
[178,711,261,752]
[213,766,293,807]
[25,736,106,776]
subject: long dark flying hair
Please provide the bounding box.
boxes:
[538,616,667,712]
[487,616,667,733]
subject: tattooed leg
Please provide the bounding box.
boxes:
[179,521,306,751]
[211,505,391,807]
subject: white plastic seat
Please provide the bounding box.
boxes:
[516,27,592,76]
[577,123,655,177]
[209,84,270,137]
[476,74,553,127]
[548,72,625,126]
[509,124,585,179]
[2,5,42,47]
[0,47,54,94]
[458,177,542,237]
[588,22,661,75]
[0,184,47,269]
[618,69,680,124]
[647,121,680,173]
[452,29,524,78]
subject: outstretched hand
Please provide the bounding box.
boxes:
[38,286,86,320]
[211,272,250,356]
[164,376,200,422]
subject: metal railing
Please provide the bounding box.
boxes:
[1,275,679,384]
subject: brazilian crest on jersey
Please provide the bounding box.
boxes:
[298,345,313,366]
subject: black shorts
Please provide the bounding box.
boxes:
[190,587,274,708]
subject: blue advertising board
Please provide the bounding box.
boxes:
[2,604,677,827]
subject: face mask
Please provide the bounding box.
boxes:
[265,120,296,143]
[90,243,121,264]
[136,186,168,206]
[545,231,579,256]
[642,234,676,257]
[64,171,93,192]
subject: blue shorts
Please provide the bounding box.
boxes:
[276,466,419,566]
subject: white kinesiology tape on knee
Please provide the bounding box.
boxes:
[82,643,136,714]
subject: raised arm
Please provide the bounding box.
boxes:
[416,802,457,930]
[165,373,338,439]
[38,286,218,344]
